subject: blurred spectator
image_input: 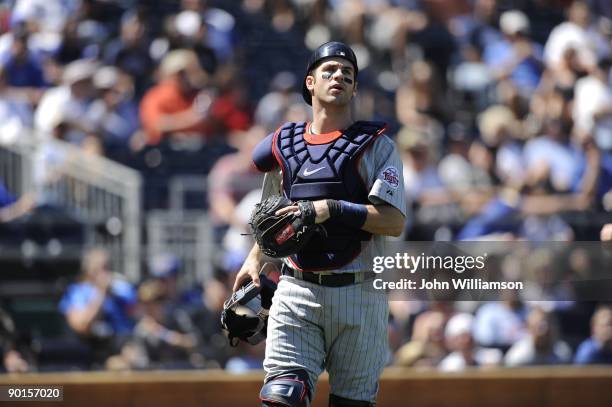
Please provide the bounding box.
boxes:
[588,0,612,20]
[54,16,89,65]
[148,252,201,309]
[602,223,612,241]
[10,0,77,34]
[0,180,34,223]
[398,126,456,239]
[473,294,527,350]
[543,1,604,71]
[179,0,236,64]
[523,249,576,309]
[438,124,494,220]
[86,66,140,152]
[483,10,543,95]
[103,10,153,98]
[573,57,612,144]
[254,71,302,132]
[225,339,265,373]
[395,60,447,141]
[220,188,262,271]
[392,5,457,84]
[208,67,254,135]
[523,118,585,193]
[59,248,137,363]
[34,58,98,143]
[394,309,447,368]
[139,49,211,145]
[504,307,572,366]
[439,313,502,371]
[208,126,265,231]
[574,305,612,364]
[191,276,232,368]
[439,124,490,189]
[0,25,47,89]
[0,67,35,145]
[172,10,218,74]
[0,307,32,373]
[132,279,199,369]
[452,0,502,59]
[400,127,447,208]
[478,105,525,188]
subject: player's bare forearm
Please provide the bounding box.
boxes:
[279,200,405,237]
[362,204,405,237]
[232,243,264,291]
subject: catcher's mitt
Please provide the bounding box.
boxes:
[249,195,321,258]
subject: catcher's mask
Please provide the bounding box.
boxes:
[221,273,277,347]
[302,41,358,105]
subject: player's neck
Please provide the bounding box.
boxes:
[310,104,353,134]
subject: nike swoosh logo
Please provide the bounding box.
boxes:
[303,167,326,176]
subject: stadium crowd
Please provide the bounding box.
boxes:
[1,0,612,373]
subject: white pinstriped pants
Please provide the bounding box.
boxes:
[263,274,389,403]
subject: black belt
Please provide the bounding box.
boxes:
[282,267,357,287]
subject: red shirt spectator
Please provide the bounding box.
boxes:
[139,49,211,145]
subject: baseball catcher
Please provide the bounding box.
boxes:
[232,41,406,407]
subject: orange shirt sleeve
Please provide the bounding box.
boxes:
[139,81,207,145]
[139,86,165,145]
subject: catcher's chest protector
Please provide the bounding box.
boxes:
[271,121,385,271]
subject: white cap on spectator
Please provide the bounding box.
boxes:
[500,10,530,35]
[175,10,202,37]
[93,66,120,89]
[62,59,98,85]
[445,313,474,339]
[159,49,202,77]
[478,105,519,146]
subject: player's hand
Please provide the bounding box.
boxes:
[233,257,261,292]
[275,200,330,224]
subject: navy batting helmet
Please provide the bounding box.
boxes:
[302,41,358,105]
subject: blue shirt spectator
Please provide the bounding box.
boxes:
[597,152,612,204]
[473,301,527,349]
[574,338,612,364]
[59,280,136,337]
[574,306,612,365]
[0,183,16,208]
[59,248,136,338]
[0,52,46,88]
[483,11,543,95]
[457,196,520,239]
[0,26,46,88]
[523,135,586,193]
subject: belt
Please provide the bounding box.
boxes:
[282,266,358,287]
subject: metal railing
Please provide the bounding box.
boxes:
[146,210,214,287]
[0,138,142,281]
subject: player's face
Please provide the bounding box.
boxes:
[306,57,357,106]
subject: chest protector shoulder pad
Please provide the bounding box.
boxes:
[270,120,386,271]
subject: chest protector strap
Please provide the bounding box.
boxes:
[271,121,385,271]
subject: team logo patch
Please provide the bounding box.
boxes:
[275,223,296,244]
[381,166,399,189]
